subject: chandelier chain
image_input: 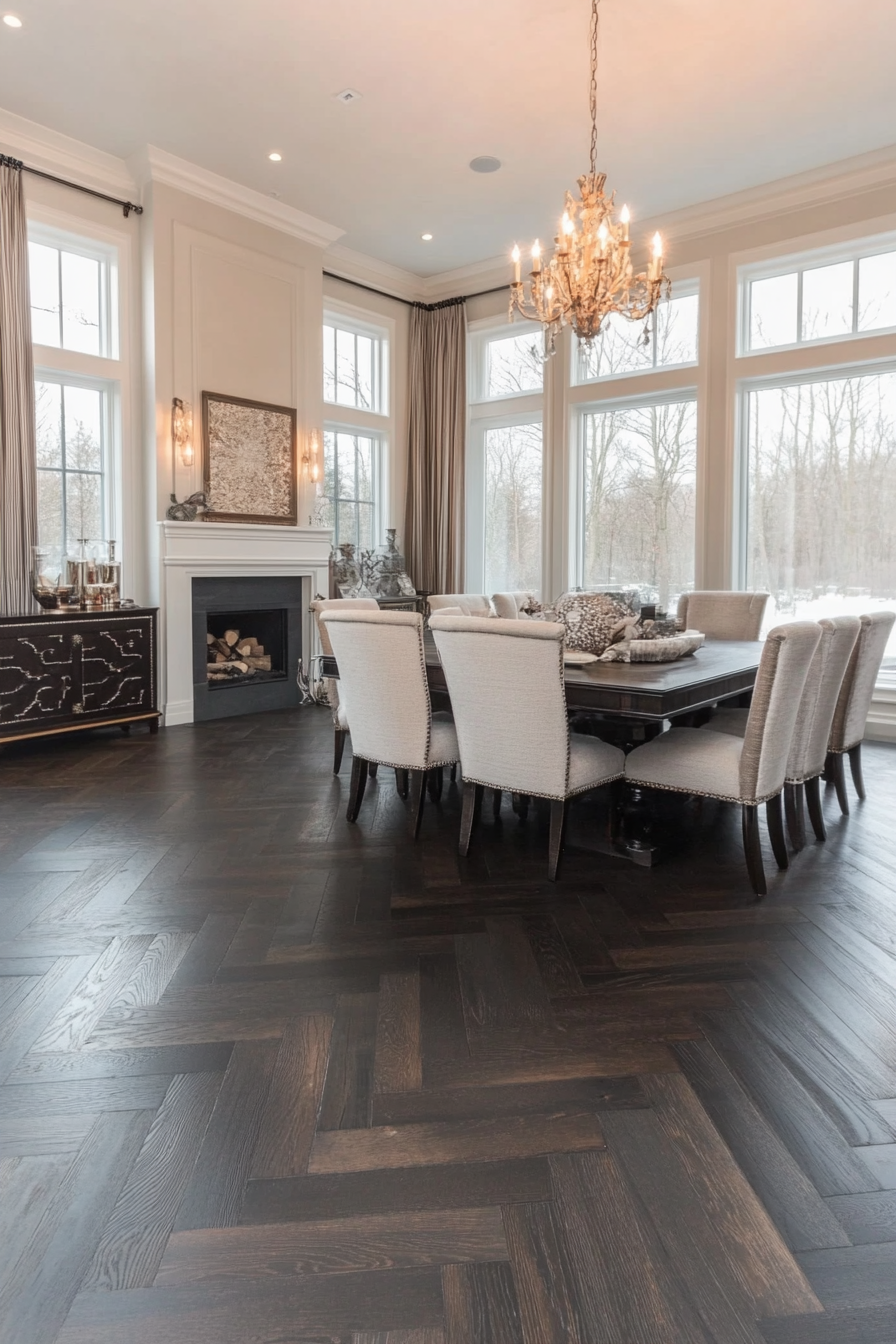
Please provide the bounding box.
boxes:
[589,0,599,178]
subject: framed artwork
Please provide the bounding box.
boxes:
[201,392,297,525]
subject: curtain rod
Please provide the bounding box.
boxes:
[0,154,143,217]
[323,268,508,309]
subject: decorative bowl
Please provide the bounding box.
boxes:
[629,630,705,662]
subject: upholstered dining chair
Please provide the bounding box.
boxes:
[310,597,379,774]
[319,609,459,835]
[428,594,493,617]
[624,621,821,896]
[676,591,769,641]
[491,592,539,619]
[429,614,625,880]
[826,610,896,814]
[709,616,860,849]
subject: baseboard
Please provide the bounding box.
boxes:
[163,699,193,726]
[866,690,896,742]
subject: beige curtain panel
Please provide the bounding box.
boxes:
[0,157,38,616]
[404,298,466,594]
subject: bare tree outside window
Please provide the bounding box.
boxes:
[581,400,696,608]
[319,429,378,550]
[746,372,896,670]
[484,422,542,593]
[35,379,105,551]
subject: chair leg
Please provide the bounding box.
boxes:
[346,756,368,822]
[395,768,409,800]
[459,781,483,856]
[742,804,767,898]
[492,789,503,818]
[408,770,427,838]
[450,763,457,783]
[369,761,378,779]
[427,766,443,802]
[766,793,789,871]
[784,783,806,852]
[548,799,568,882]
[511,793,530,820]
[805,774,827,841]
[333,728,347,775]
[830,751,850,815]
[848,743,866,801]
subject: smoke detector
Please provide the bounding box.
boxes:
[334,89,363,104]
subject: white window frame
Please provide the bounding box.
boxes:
[322,299,394,550]
[569,387,699,596]
[323,304,390,417]
[319,422,387,552]
[467,316,546,595]
[738,228,896,358]
[27,213,128,564]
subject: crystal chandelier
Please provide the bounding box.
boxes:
[509,0,669,354]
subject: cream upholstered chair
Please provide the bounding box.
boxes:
[319,609,459,835]
[310,597,379,774]
[625,621,821,896]
[492,592,539,620]
[428,594,493,617]
[710,616,860,849]
[676,591,769,641]
[826,610,896,813]
[429,614,625,880]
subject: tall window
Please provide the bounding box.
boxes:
[574,284,699,383]
[322,308,390,547]
[468,324,544,595]
[743,370,896,672]
[577,397,697,607]
[29,226,119,553]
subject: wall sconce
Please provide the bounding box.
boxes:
[172,398,194,467]
[302,428,321,484]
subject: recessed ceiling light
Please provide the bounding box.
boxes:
[268,152,282,162]
[3,14,23,26]
[469,156,501,174]
[334,89,362,104]
[421,233,433,241]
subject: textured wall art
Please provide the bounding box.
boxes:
[201,392,297,525]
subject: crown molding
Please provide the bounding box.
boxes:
[132,145,344,250]
[0,105,137,198]
[641,142,896,246]
[324,243,425,302]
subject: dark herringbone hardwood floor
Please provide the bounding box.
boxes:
[2,706,896,1343]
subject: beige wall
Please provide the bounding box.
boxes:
[144,182,328,601]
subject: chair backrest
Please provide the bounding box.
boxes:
[311,597,379,657]
[829,610,896,752]
[786,616,860,783]
[677,591,769,641]
[430,614,571,799]
[428,594,493,617]
[320,609,434,770]
[739,621,822,802]
[492,592,538,620]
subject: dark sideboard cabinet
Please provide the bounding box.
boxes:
[0,607,161,746]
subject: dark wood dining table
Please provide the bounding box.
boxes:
[321,638,765,866]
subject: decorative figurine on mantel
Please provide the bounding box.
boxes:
[165,491,208,522]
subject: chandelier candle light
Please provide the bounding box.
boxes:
[510,0,669,354]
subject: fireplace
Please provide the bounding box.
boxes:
[191,576,305,721]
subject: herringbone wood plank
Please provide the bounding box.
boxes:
[1,710,895,1341]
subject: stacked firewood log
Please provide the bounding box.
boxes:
[206,629,273,681]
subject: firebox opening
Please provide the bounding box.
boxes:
[205,608,287,690]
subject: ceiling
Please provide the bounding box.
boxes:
[1,0,895,277]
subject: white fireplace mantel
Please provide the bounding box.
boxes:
[159,521,332,725]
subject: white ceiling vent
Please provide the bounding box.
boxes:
[334,89,363,104]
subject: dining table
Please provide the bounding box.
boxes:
[321,637,765,867]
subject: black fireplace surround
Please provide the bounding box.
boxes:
[191,576,305,721]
